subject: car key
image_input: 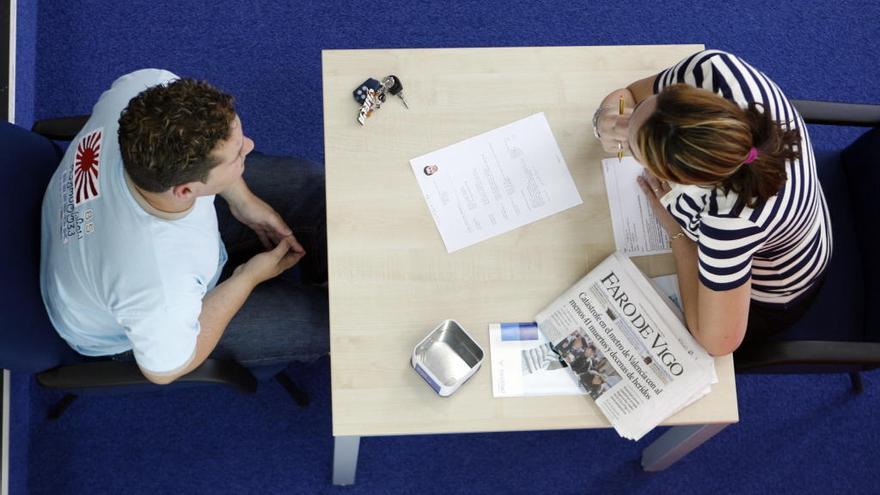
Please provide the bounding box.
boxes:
[382,75,409,109]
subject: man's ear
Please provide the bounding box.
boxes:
[171,182,200,201]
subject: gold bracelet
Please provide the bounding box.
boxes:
[670,231,686,241]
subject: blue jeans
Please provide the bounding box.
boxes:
[209,152,329,367]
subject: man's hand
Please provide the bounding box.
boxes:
[229,192,296,249]
[234,236,305,285]
[221,176,296,249]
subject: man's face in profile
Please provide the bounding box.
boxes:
[202,115,254,195]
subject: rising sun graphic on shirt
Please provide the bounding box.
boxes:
[74,128,103,206]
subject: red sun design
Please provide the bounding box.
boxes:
[74,130,102,205]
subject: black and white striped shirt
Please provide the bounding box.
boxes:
[653,50,831,304]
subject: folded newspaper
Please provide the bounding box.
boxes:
[534,252,717,441]
[489,276,685,398]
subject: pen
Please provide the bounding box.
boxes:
[618,95,625,162]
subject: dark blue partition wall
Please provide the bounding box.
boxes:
[12,0,35,127]
[6,375,28,495]
[2,0,9,122]
[5,2,30,494]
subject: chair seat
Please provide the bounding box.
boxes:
[40,357,280,396]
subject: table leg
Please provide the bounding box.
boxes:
[332,435,361,485]
[641,423,728,471]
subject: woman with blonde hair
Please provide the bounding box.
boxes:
[593,50,830,355]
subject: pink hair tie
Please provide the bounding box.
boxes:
[743,147,759,165]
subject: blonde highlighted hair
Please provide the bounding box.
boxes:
[635,84,800,207]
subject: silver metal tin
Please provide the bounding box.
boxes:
[411,319,484,397]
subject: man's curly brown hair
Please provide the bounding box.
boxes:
[118,78,236,193]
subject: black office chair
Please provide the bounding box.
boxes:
[0,117,308,419]
[734,100,880,393]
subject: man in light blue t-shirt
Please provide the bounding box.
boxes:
[40,69,328,384]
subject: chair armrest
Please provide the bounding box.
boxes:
[791,100,880,127]
[31,115,91,140]
[734,340,880,373]
[36,358,257,394]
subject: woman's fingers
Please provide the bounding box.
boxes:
[603,141,622,154]
[641,173,661,193]
[638,174,673,204]
[636,176,656,198]
[597,110,632,156]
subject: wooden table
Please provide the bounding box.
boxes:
[322,44,738,486]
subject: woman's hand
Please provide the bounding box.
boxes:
[594,89,635,155]
[596,109,632,154]
[636,173,683,236]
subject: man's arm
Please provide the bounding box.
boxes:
[219,176,252,211]
[220,176,303,251]
[139,267,257,385]
[139,238,303,384]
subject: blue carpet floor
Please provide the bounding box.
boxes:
[11,0,880,493]
[21,360,880,494]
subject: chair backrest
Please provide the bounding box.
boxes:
[0,121,82,372]
[778,148,866,343]
[842,127,880,340]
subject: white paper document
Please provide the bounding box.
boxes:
[410,113,582,253]
[602,156,671,256]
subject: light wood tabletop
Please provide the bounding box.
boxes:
[322,44,738,441]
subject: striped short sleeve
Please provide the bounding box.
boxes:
[654,51,718,94]
[698,212,767,291]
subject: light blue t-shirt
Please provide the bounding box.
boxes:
[40,69,227,373]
